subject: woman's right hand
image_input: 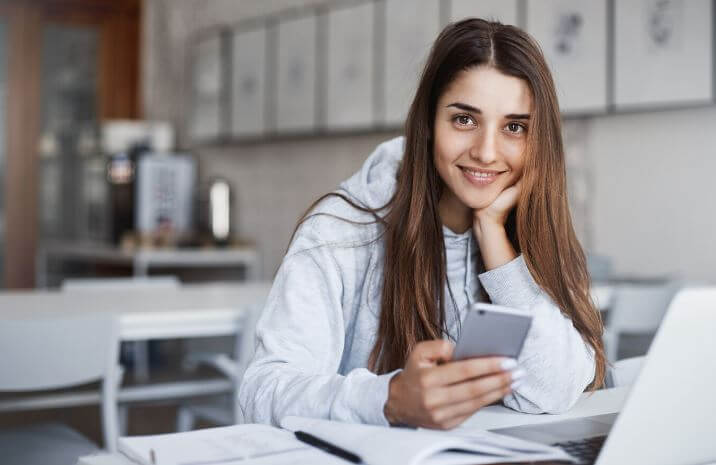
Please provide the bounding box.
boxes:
[383,340,524,429]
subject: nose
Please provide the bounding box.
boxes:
[469,129,498,165]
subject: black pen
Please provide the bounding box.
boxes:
[294,430,363,464]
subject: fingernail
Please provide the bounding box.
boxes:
[500,358,518,370]
[511,368,526,381]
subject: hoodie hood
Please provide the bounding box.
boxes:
[337,135,479,324]
[339,136,404,209]
[338,135,473,241]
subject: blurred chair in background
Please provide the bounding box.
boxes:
[605,285,714,389]
[586,253,614,283]
[62,276,180,379]
[603,281,680,362]
[608,356,645,388]
[61,276,180,434]
[176,301,265,430]
[0,315,120,465]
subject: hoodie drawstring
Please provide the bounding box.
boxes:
[465,237,473,306]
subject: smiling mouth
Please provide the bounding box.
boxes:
[459,166,506,185]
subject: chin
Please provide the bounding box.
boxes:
[465,200,494,210]
[456,191,500,211]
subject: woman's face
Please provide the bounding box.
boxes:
[433,65,532,212]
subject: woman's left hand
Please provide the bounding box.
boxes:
[472,179,521,271]
[473,179,522,234]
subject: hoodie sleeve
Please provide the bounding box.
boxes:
[478,255,596,414]
[238,243,397,426]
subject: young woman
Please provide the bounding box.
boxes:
[239,18,605,430]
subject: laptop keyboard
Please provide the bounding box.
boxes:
[552,435,607,464]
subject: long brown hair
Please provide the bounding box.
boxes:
[293,18,605,389]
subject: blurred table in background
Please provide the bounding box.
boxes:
[36,241,261,288]
[0,282,272,414]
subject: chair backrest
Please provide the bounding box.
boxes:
[606,281,680,333]
[61,276,180,292]
[586,253,614,283]
[603,280,681,362]
[610,356,645,387]
[0,314,120,452]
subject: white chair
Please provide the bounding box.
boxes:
[0,314,120,464]
[586,253,614,283]
[610,356,645,387]
[61,276,181,382]
[603,281,680,362]
[606,286,713,388]
[61,276,180,433]
[175,301,264,430]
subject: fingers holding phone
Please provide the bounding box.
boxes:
[383,303,532,429]
[383,340,523,430]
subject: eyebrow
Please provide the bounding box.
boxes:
[446,102,530,120]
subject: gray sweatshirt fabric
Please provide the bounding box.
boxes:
[238,136,596,426]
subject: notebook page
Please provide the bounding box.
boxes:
[282,416,481,465]
[118,424,308,465]
[281,416,577,465]
[431,428,565,455]
[282,416,575,465]
[423,449,574,465]
[175,449,346,465]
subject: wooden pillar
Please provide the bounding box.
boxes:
[3,4,42,288]
[1,0,140,288]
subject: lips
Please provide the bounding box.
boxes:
[459,166,506,186]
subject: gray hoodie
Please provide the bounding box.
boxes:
[238,136,596,426]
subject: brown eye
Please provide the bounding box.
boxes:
[507,122,526,133]
[454,114,474,126]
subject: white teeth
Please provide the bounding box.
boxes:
[463,168,497,178]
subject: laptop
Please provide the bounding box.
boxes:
[492,287,716,465]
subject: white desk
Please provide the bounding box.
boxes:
[0,282,273,413]
[77,387,629,465]
[462,387,629,431]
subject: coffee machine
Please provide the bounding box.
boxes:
[103,120,196,245]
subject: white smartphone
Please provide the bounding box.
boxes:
[452,303,533,361]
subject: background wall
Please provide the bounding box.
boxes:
[142,0,716,283]
[587,105,716,282]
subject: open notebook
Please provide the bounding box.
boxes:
[118,417,574,465]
